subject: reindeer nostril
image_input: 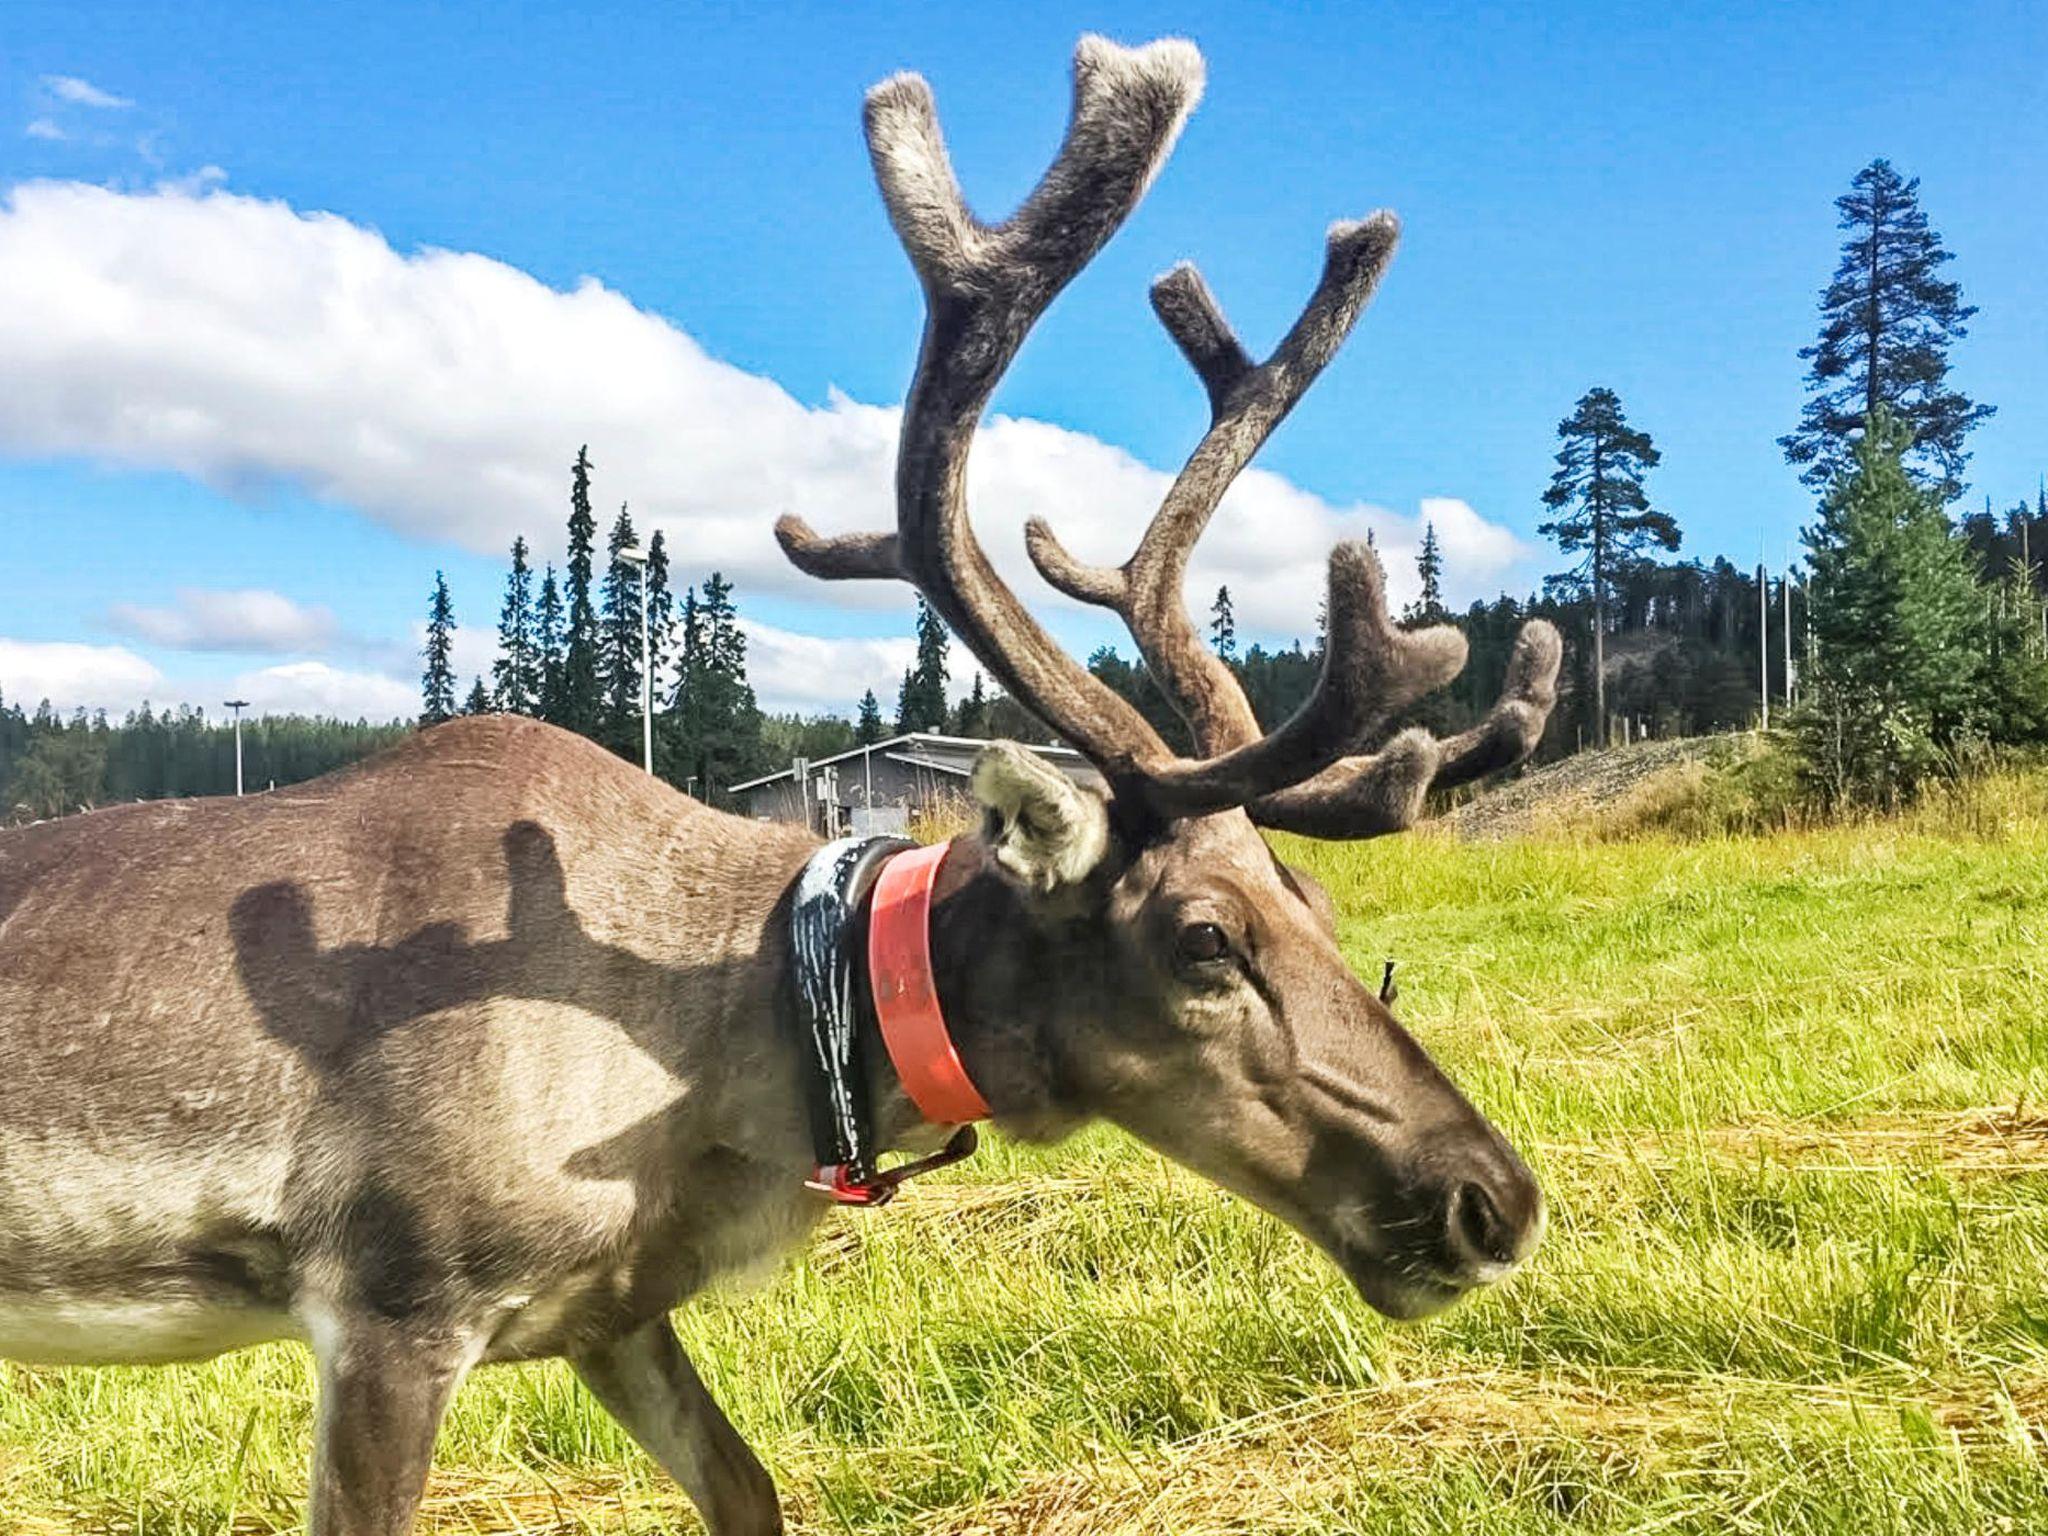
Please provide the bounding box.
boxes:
[1450,1179,1520,1269]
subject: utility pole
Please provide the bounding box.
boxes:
[1783,557,1794,707]
[224,699,250,796]
[1757,560,1770,732]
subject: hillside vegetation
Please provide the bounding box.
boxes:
[3,772,2046,1533]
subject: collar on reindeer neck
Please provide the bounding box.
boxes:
[787,835,983,1208]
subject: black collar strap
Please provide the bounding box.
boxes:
[784,834,978,1206]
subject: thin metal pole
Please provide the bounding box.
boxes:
[224,699,249,796]
[1783,560,1793,706]
[1758,561,1770,732]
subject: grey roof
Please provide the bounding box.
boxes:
[727,732,1087,795]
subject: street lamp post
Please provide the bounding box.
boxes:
[224,699,250,796]
[616,545,653,774]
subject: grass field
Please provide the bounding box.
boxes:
[4,770,2047,1533]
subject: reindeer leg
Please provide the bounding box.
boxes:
[307,1314,476,1536]
[571,1317,782,1536]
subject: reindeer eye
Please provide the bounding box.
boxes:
[1176,921,1230,965]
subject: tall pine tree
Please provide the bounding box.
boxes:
[855,688,885,745]
[644,529,674,700]
[1412,522,1444,622]
[1796,411,1987,804]
[492,535,539,714]
[1539,387,1677,743]
[1209,586,1237,661]
[420,572,457,726]
[1780,159,1991,499]
[599,502,643,755]
[533,564,565,722]
[895,597,951,733]
[555,445,602,734]
[669,573,763,800]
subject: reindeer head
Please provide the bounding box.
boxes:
[779,37,1561,1318]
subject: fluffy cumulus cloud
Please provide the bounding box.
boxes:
[0,181,1531,715]
[0,639,161,715]
[106,587,340,653]
[0,636,420,722]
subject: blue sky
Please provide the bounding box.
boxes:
[3,1,2042,720]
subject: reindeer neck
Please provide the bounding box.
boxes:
[861,836,1078,1152]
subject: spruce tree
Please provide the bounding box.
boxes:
[1539,387,1677,743]
[557,445,602,735]
[1797,412,1987,804]
[855,688,885,745]
[534,564,566,722]
[420,572,457,726]
[1409,521,1445,623]
[599,502,643,754]
[463,676,492,715]
[1210,586,1237,661]
[951,672,989,737]
[492,535,539,714]
[644,529,674,700]
[1781,160,1991,499]
[895,597,951,732]
[669,574,763,801]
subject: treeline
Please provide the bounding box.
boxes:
[422,448,1041,807]
[0,701,406,823]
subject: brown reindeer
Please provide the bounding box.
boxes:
[0,36,1559,1536]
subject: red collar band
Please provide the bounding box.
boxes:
[867,841,990,1125]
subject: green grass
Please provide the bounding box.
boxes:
[5,771,2047,1533]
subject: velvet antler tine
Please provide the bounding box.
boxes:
[1024,214,1405,765]
[1430,620,1562,788]
[1249,619,1563,838]
[785,38,1558,828]
[1131,545,1468,817]
[1150,264,1251,411]
[780,38,1208,777]
[774,516,902,581]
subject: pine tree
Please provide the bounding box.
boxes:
[895,597,951,733]
[463,676,492,715]
[420,572,457,726]
[951,672,989,737]
[1539,387,1677,743]
[1409,522,1445,623]
[1796,411,1987,804]
[1781,160,1992,499]
[599,503,643,754]
[644,529,674,700]
[668,573,763,801]
[492,535,539,713]
[855,688,885,746]
[1210,586,1237,661]
[534,564,566,722]
[556,445,602,735]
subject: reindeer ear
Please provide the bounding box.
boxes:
[971,742,1111,892]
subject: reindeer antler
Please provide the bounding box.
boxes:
[778,36,1560,834]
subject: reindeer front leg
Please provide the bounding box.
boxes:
[307,1313,478,1536]
[571,1317,782,1535]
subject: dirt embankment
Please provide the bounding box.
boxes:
[1446,734,1736,841]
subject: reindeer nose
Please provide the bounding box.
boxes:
[1444,1156,1545,1278]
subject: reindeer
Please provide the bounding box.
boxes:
[0,36,1560,1536]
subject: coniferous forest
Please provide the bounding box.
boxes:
[6,157,2044,821]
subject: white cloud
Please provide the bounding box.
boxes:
[0,181,1530,660]
[224,660,413,722]
[42,76,133,110]
[107,587,341,653]
[25,119,66,142]
[742,621,919,716]
[0,638,162,714]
